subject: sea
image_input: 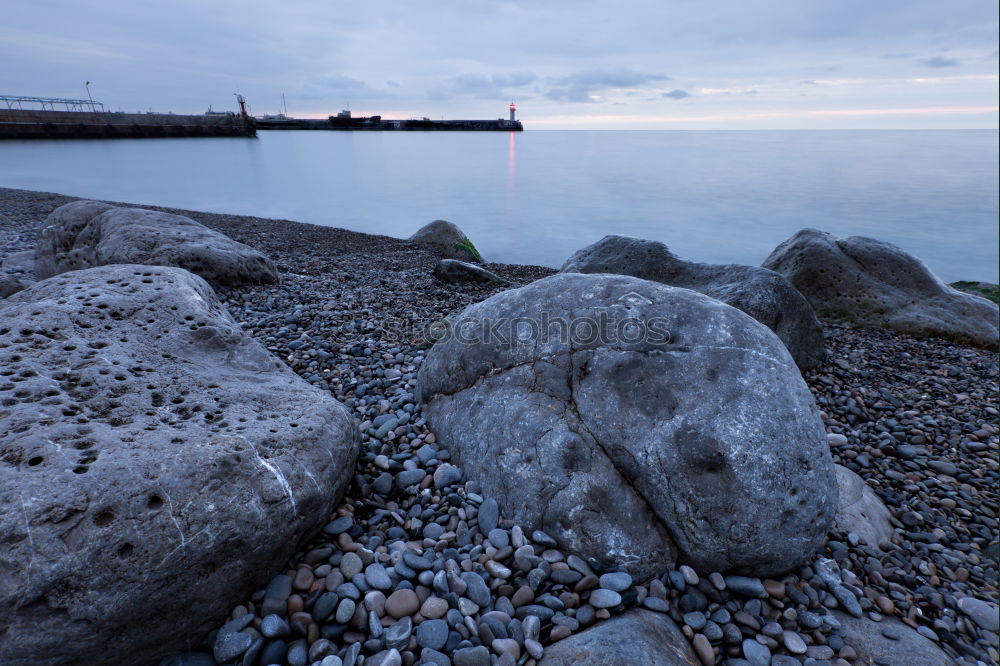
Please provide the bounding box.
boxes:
[1,129,997,282]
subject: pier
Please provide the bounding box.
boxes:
[256,103,523,132]
[0,95,256,139]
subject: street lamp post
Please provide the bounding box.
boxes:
[85,81,95,112]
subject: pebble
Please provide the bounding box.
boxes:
[364,563,393,591]
[782,630,808,654]
[589,589,622,608]
[420,596,448,619]
[741,638,771,666]
[453,645,491,666]
[213,631,251,663]
[416,618,449,650]
[384,588,419,618]
[692,633,714,666]
[340,552,363,579]
[384,617,412,651]
[724,575,765,597]
[598,571,632,592]
[478,498,500,533]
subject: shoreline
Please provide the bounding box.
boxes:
[1,186,997,665]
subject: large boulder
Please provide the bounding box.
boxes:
[34,200,278,286]
[417,273,837,579]
[409,219,483,262]
[832,465,894,550]
[0,265,360,665]
[538,610,700,665]
[762,229,999,350]
[832,612,958,666]
[561,235,825,370]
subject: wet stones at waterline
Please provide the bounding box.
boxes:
[0,265,359,666]
[417,273,837,580]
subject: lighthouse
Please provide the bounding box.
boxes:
[509,101,517,123]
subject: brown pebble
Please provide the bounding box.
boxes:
[875,596,895,615]
[692,633,714,666]
[385,589,420,618]
[287,595,304,615]
[763,579,786,599]
[492,638,520,659]
[595,608,611,620]
[420,596,448,619]
[550,625,572,641]
[512,585,535,608]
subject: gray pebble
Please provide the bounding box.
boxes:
[598,572,632,592]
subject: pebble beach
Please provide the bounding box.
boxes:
[1,186,997,666]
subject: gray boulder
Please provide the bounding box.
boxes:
[832,612,958,666]
[0,265,360,666]
[34,200,278,286]
[561,235,825,370]
[433,259,513,285]
[2,249,36,277]
[418,273,836,579]
[763,229,999,350]
[409,219,483,262]
[0,271,27,298]
[538,610,700,665]
[833,464,894,550]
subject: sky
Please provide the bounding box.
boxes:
[3,0,998,129]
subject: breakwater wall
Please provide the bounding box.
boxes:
[257,117,523,131]
[0,109,256,139]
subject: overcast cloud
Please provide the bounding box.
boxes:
[2,0,997,128]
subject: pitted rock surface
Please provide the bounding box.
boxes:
[34,200,278,286]
[0,265,359,666]
[538,610,700,665]
[561,234,826,370]
[418,273,836,579]
[763,228,998,350]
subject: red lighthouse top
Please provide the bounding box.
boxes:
[510,101,516,111]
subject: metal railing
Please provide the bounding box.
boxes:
[0,95,105,112]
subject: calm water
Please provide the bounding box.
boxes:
[1,130,997,282]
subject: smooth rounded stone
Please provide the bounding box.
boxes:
[417,274,836,579]
[702,621,723,642]
[421,596,449,619]
[550,569,582,585]
[532,530,558,548]
[368,648,402,666]
[213,630,253,663]
[308,638,336,662]
[561,234,826,369]
[337,582,361,601]
[683,611,707,631]
[409,219,484,262]
[419,648,451,666]
[434,259,511,285]
[452,645,491,666]
[313,592,339,623]
[397,469,427,488]
[385,589,420,618]
[484,560,512,579]
[741,638,771,666]
[341,552,364,580]
[287,638,308,666]
[763,228,999,350]
[324,515,354,535]
[957,596,1000,632]
[384,616,412,651]
[373,472,394,496]
[458,598,480,616]
[336,598,357,624]
[771,656,801,666]
[692,634,714,666]
[433,463,463,488]
[538,610,701,665]
[0,265,360,666]
[832,611,955,666]
[488,528,510,549]
[35,200,278,286]
[491,638,521,659]
[598,572,633,592]
[365,563,394,591]
[589,589,622,609]
[415,618,449,650]
[723,576,765,597]
[783,630,808,654]
[806,645,835,660]
[261,614,291,638]
[461,572,492,608]
[831,465,894,550]
[642,596,670,613]
[478,498,500,533]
